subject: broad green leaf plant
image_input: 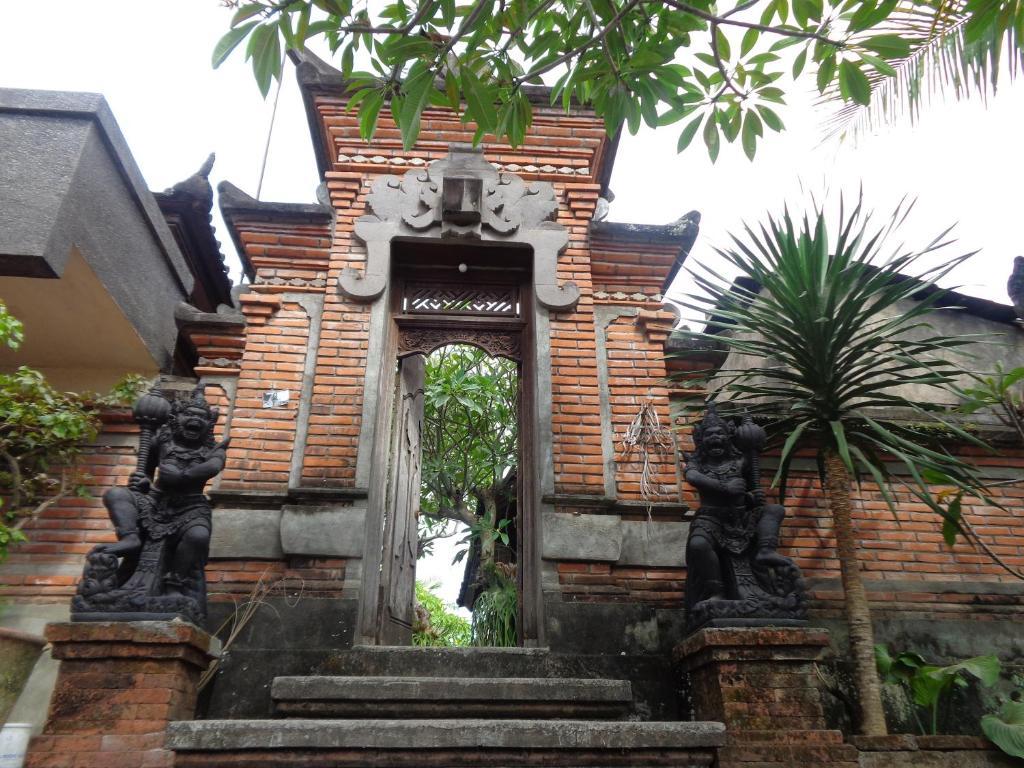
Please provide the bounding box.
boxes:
[680,194,997,735]
[876,644,1001,735]
[215,0,1022,160]
[982,698,1024,758]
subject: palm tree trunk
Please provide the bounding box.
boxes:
[823,447,888,736]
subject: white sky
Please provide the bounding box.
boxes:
[3,0,1022,609]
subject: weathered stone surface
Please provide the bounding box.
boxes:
[272,676,634,718]
[280,504,366,557]
[168,718,726,751]
[618,520,688,567]
[274,676,631,702]
[46,620,219,658]
[542,512,621,562]
[210,508,284,558]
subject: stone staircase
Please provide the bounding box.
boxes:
[168,646,725,767]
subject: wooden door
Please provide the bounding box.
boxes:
[377,354,425,645]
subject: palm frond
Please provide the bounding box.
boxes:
[820,0,1024,141]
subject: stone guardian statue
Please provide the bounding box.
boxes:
[683,403,805,632]
[72,385,228,624]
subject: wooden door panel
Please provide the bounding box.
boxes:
[378,354,424,645]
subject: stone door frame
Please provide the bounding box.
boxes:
[348,145,576,647]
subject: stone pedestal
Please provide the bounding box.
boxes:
[25,621,218,768]
[675,626,858,768]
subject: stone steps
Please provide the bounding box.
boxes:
[271,675,634,719]
[167,718,726,768]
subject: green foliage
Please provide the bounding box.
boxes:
[0,303,148,562]
[413,580,472,646]
[958,362,1024,444]
[679,192,996,537]
[0,302,24,349]
[471,565,518,647]
[876,644,1001,734]
[420,344,517,561]
[821,0,1024,140]
[214,0,1021,159]
[982,698,1024,758]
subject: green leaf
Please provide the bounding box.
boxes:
[982,701,1024,758]
[703,115,720,162]
[941,493,962,546]
[461,67,497,133]
[816,53,837,93]
[231,4,266,27]
[741,110,762,160]
[741,28,759,57]
[838,59,871,105]
[874,644,894,677]
[716,28,732,61]
[398,61,436,149]
[860,34,912,58]
[860,52,897,77]
[212,20,260,68]
[756,104,785,131]
[358,91,384,140]
[676,114,704,152]
[792,47,808,78]
[249,24,283,97]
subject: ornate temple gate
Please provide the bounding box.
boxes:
[349,145,577,647]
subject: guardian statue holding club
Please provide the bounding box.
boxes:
[683,403,806,632]
[72,384,228,623]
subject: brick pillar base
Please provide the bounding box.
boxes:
[26,621,218,768]
[675,626,858,768]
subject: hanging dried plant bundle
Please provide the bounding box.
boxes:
[621,400,673,501]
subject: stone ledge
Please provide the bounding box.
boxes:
[45,620,219,667]
[272,676,632,703]
[675,626,831,669]
[167,719,727,751]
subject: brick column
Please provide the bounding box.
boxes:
[675,626,858,768]
[26,621,218,768]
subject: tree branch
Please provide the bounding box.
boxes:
[515,0,643,84]
[710,22,747,98]
[1,448,22,509]
[661,0,844,46]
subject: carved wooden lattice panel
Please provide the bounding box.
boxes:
[403,282,518,316]
[397,327,521,361]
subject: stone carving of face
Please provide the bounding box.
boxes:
[702,425,731,459]
[175,405,212,446]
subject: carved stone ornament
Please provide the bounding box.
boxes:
[71,385,228,624]
[398,327,521,361]
[341,144,579,312]
[683,404,806,633]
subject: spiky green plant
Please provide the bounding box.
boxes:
[682,193,996,736]
[471,566,518,647]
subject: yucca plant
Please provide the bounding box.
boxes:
[682,194,996,736]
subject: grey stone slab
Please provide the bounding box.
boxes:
[618,520,689,567]
[542,512,622,562]
[167,718,726,751]
[209,508,283,559]
[280,504,366,558]
[271,676,632,703]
